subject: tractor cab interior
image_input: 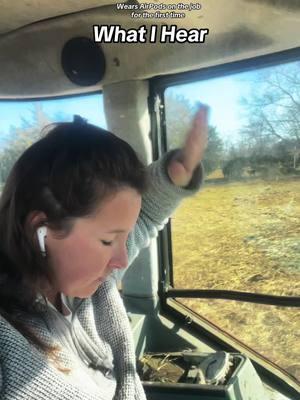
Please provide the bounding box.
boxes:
[0,1,300,399]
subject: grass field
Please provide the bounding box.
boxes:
[171,176,300,381]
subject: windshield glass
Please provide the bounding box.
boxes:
[0,93,106,183]
[164,60,300,381]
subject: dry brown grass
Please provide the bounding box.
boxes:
[171,177,300,381]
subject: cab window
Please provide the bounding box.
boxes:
[0,93,105,184]
[162,59,300,382]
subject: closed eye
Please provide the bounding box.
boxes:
[101,240,113,246]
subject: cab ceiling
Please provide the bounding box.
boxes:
[0,0,122,35]
[0,0,300,97]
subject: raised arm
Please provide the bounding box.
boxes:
[126,105,209,266]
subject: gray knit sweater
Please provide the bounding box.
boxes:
[0,150,203,400]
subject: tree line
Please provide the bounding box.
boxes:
[0,105,69,184]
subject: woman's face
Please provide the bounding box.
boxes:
[45,188,142,298]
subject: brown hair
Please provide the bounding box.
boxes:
[0,119,149,361]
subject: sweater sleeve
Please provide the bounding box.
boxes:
[0,362,2,394]
[125,148,204,267]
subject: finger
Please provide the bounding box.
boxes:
[182,105,209,170]
[193,104,209,130]
[187,105,209,148]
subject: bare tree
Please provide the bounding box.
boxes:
[0,103,52,183]
[240,61,300,168]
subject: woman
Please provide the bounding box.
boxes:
[0,106,208,399]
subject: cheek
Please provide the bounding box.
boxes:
[49,237,111,290]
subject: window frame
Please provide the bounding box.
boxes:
[0,90,102,102]
[149,47,300,398]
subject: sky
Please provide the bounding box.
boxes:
[166,72,252,142]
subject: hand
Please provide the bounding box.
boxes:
[167,104,209,187]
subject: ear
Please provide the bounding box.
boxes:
[25,211,48,232]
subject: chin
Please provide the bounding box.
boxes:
[73,280,104,299]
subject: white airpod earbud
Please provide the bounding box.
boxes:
[37,226,47,256]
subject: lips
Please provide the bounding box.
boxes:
[97,274,109,283]
[96,269,114,284]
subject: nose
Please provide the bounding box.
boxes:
[108,246,128,270]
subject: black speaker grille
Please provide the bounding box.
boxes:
[61,37,106,86]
